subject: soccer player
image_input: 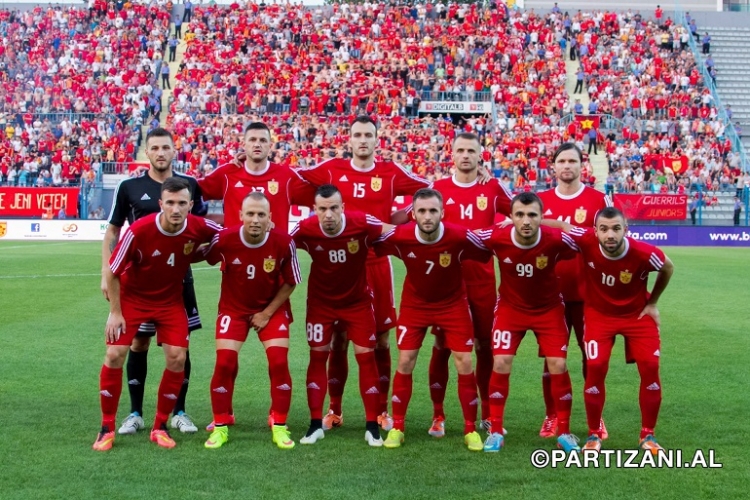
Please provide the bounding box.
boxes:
[198,121,316,228]
[199,121,315,431]
[477,192,581,453]
[537,143,613,440]
[202,192,301,450]
[291,184,390,447]
[102,127,207,436]
[567,208,674,454]
[375,188,490,451]
[296,116,430,431]
[427,132,513,437]
[93,177,221,451]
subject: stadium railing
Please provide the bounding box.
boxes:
[418,90,493,102]
[675,8,749,172]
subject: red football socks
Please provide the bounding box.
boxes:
[428,346,451,419]
[355,352,380,422]
[99,365,123,430]
[550,371,573,435]
[391,371,413,432]
[153,369,184,430]
[457,372,478,434]
[583,361,608,437]
[541,361,556,419]
[637,361,662,437]
[210,349,238,425]
[374,344,392,413]
[488,371,510,434]
[307,350,329,420]
[475,346,493,421]
[266,346,291,424]
[327,348,348,415]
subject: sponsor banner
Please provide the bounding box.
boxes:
[0,220,108,240]
[614,194,688,221]
[419,101,492,114]
[628,226,750,247]
[0,187,79,217]
[288,205,311,233]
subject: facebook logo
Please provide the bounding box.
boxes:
[30,223,40,232]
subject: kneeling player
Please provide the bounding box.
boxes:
[476,192,580,453]
[567,208,674,453]
[376,188,490,451]
[291,184,390,447]
[202,193,300,450]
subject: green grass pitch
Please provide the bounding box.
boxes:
[0,241,747,499]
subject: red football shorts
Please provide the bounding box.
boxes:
[466,280,497,341]
[306,298,377,349]
[215,308,291,343]
[583,308,661,364]
[112,300,189,348]
[491,303,569,358]
[366,256,397,332]
[396,300,475,353]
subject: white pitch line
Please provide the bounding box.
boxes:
[0,242,73,250]
[0,267,218,280]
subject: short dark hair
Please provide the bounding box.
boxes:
[551,142,583,163]
[315,184,341,200]
[511,192,543,212]
[351,115,378,132]
[243,191,268,204]
[453,132,480,146]
[595,206,626,224]
[244,121,271,136]
[413,188,443,206]
[146,127,174,144]
[161,176,191,195]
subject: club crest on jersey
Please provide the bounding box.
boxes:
[183,241,195,255]
[371,176,382,192]
[263,258,276,273]
[267,181,279,195]
[439,252,451,267]
[0,222,6,238]
[536,254,548,269]
[476,195,488,211]
[574,208,587,224]
[620,270,632,284]
[347,239,360,254]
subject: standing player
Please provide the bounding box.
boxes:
[375,188,490,451]
[102,128,207,436]
[198,121,316,228]
[291,184,389,447]
[296,116,430,430]
[202,192,301,450]
[477,192,581,453]
[537,143,613,439]
[427,132,513,437]
[93,177,221,451]
[567,208,674,453]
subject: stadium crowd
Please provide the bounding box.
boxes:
[0,1,743,200]
[0,1,172,186]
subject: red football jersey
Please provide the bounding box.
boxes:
[538,185,613,301]
[110,213,221,307]
[476,225,579,313]
[205,227,301,317]
[296,158,430,222]
[568,228,667,317]
[433,175,513,284]
[375,222,491,308]
[198,161,316,228]
[291,211,383,307]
